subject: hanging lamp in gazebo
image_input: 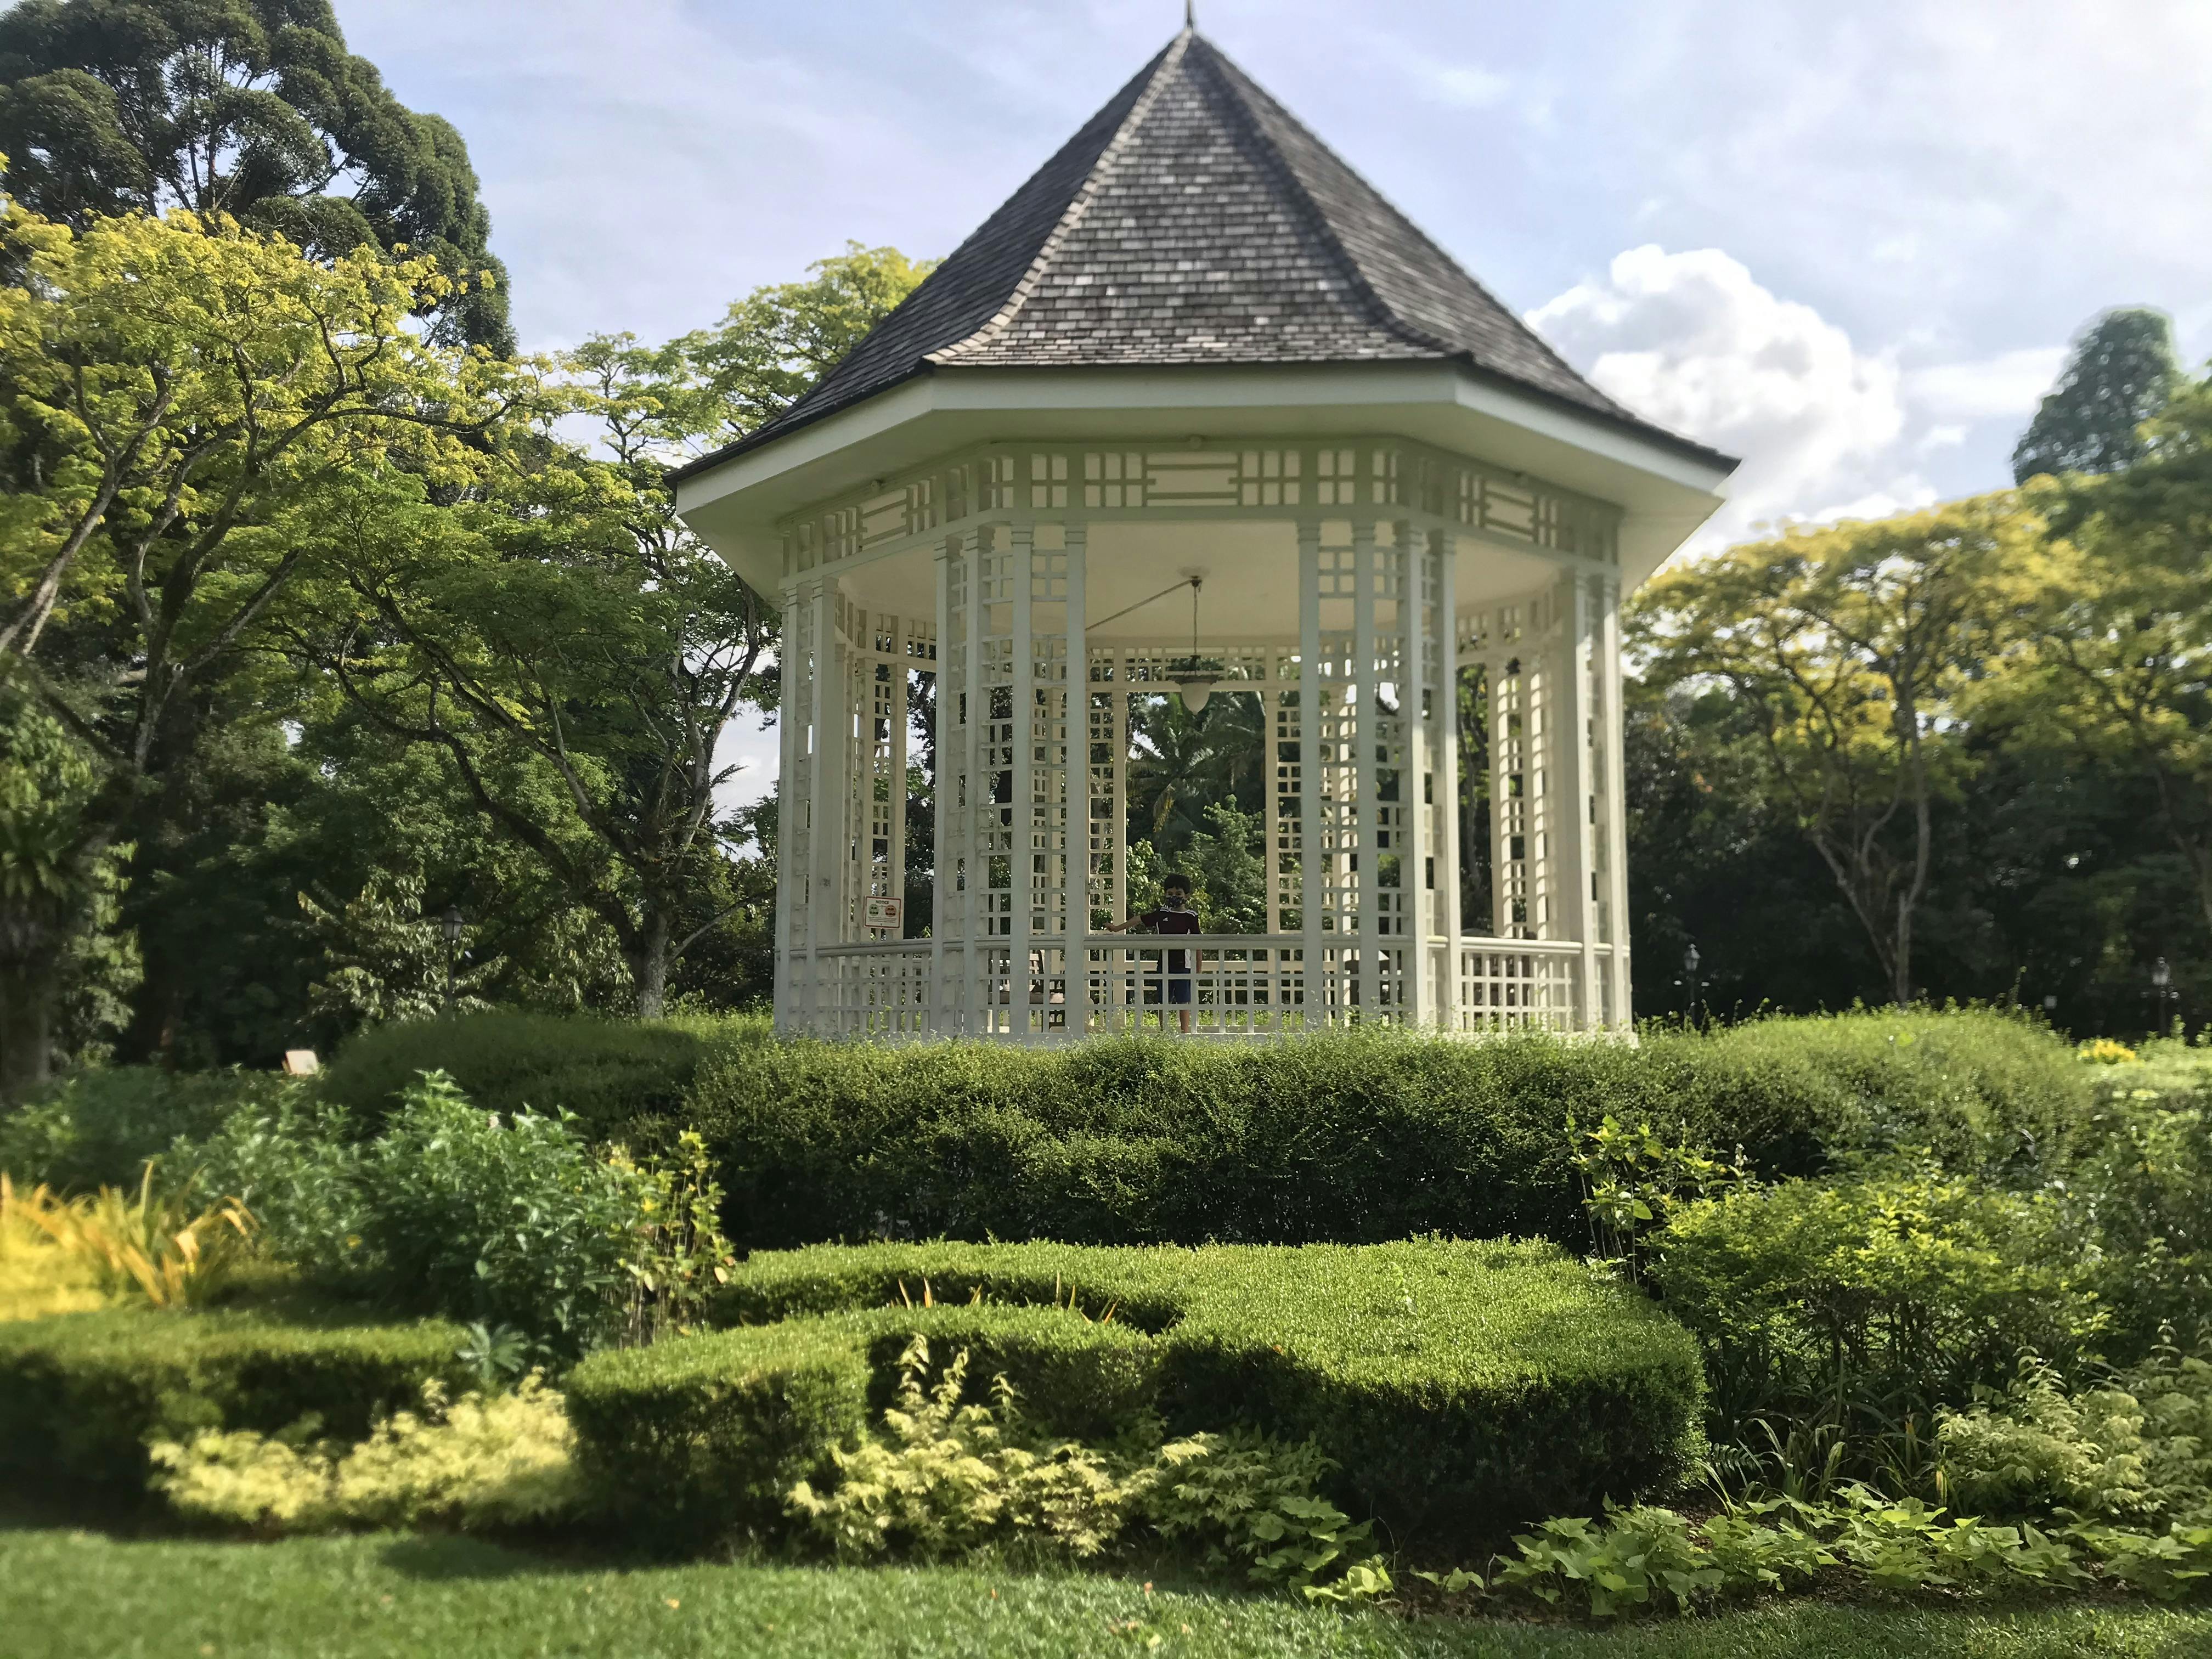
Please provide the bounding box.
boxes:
[672,22,1738,1041]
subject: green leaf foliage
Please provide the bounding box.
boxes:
[0,0,516,349]
[2013,308,2181,484]
[678,1011,2083,1252]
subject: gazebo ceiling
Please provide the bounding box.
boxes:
[674,25,1739,592]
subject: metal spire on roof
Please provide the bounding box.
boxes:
[1184,1,1195,29]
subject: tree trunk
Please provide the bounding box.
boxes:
[0,965,53,1103]
[629,902,674,1020]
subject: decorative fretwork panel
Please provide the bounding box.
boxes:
[777,438,1621,579]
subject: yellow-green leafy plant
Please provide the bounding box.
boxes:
[149,1374,579,1532]
[788,1336,1133,1561]
[609,1129,736,1347]
[6,1167,252,1310]
[0,1172,110,1320]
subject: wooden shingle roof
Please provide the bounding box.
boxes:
[681,29,1716,475]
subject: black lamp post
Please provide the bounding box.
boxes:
[1684,941,1703,1028]
[441,905,463,1013]
[2152,956,2172,1034]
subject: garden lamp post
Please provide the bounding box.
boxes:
[2152,956,2172,1032]
[1684,941,1702,1026]
[442,905,463,1014]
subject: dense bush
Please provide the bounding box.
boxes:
[318,1013,766,1141]
[573,1238,1703,1553]
[2064,1041,2212,1350]
[679,1011,2085,1251]
[0,1307,472,1485]
[1654,1169,2109,1479]
[0,1068,297,1193]
[173,1072,733,1356]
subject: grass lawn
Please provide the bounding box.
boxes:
[2,1521,2209,1659]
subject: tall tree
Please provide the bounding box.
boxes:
[0,0,512,350]
[680,242,935,439]
[1635,498,2045,1008]
[0,195,512,1094]
[2012,308,2181,483]
[2014,371,2212,947]
[306,338,772,1018]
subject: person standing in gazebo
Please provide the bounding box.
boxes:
[1101,871,1203,1033]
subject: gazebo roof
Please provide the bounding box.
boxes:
[673,27,1728,482]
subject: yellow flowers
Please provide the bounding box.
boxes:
[0,1169,254,1313]
[2077,1039,2140,1066]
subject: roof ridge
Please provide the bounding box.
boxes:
[1201,44,1630,417]
[927,30,1197,367]
[1184,37,1451,363]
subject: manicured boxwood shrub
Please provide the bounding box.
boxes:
[0,1308,473,1485]
[685,1011,2085,1250]
[564,1301,1161,1543]
[309,1008,2084,1252]
[571,1238,1704,1552]
[318,1012,769,1141]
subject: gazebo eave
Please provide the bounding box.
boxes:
[673,360,1735,595]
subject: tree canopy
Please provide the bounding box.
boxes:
[2012,307,2180,483]
[0,0,512,350]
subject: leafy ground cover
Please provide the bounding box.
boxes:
[2,1518,2209,1659]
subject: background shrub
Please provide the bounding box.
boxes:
[682,1011,2084,1251]
[318,1013,765,1142]
[0,1307,472,1485]
[0,1069,296,1193]
[1654,1169,2109,1482]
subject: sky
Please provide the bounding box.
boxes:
[336,0,2212,803]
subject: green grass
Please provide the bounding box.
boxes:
[1,1521,2207,1658]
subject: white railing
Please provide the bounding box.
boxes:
[788,934,1607,1040]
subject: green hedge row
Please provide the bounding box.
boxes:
[317,1009,2085,1251]
[318,1012,768,1142]
[0,1308,473,1485]
[566,1238,1705,1551]
[690,1013,2084,1249]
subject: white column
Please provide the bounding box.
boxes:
[773,576,804,1034]
[1065,523,1090,1040]
[1352,520,1380,1020]
[1297,520,1325,1026]
[1558,572,1600,1026]
[1599,574,1633,1029]
[961,528,988,1036]
[1008,522,1036,1040]
[806,579,847,1025]
[1436,534,1463,1029]
[929,543,953,1029]
[1398,522,1429,1029]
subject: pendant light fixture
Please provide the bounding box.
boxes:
[1168,577,1220,714]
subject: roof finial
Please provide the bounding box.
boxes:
[1184,1,1195,30]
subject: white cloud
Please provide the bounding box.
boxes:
[1905,348,2066,422]
[1526,247,2077,553]
[1527,246,1910,546]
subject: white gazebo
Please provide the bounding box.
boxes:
[673,26,1736,1041]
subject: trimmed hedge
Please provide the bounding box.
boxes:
[683,1011,2086,1250]
[563,1301,1160,1543]
[318,1012,770,1141]
[568,1238,1703,1551]
[0,1308,473,1485]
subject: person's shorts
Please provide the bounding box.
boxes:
[1165,974,1193,1006]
